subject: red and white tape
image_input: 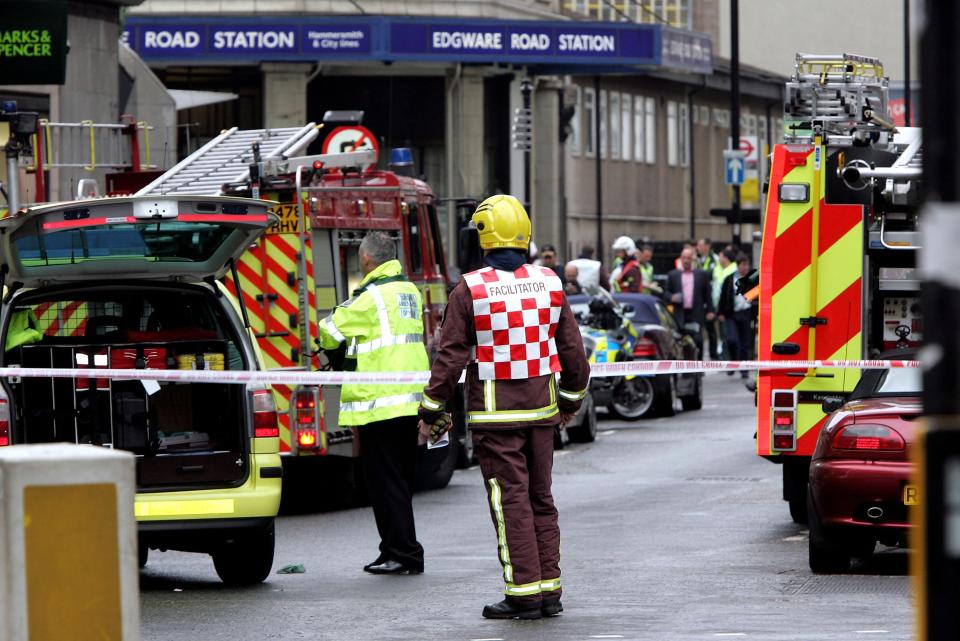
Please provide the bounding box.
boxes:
[0,360,921,387]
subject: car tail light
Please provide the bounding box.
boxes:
[770,389,797,452]
[0,392,9,447]
[832,424,905,451]
[251,388,279,438]
[292,386,325,454]
[633,337,657,358]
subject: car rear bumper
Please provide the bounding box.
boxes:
[139,517,274,553]
[810,458,914,533]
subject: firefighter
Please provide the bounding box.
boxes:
[610,235,642,293]
[317,231,430,575]
[418,195,591,620]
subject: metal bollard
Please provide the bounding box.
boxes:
[0,444,140,641]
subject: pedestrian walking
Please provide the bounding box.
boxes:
[718,253,757,379]
[417,195,591,620]
[665,247,715,356]
[610,236,642,293]
[317,231,429,576]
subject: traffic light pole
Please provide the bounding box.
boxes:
[729,0,742,247]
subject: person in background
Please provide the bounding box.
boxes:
[674,240,695,270]
[564,264,582,295]
[538,244,566,285]
[665,247,715,356]
[568,246,611,291]
[610,236,642,293]
[697,238,719,273]
[637,244,662,296]
[718,253,756,379]
[708,247,739,359]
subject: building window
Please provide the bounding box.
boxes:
[713,108,730,129]
[678,102,689,167]
[633,95,644,163]
[699,105,709,126]
[564,0,691,29]
[600,90,608,159]
[584,87,596,157]
[569,86,581,156]
[667,100,678,167]
[645,97,656,164]
[620,93,632,162]
[610,92,621,160]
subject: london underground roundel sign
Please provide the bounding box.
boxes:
[322,126,379,168]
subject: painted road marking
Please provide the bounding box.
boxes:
[783,535,807,542]
[470,638,504,641]
[600,430,617,436]
[855,631,889,634]
[714,635,747,637]
[590,636,625,639]
[556,450,571,457]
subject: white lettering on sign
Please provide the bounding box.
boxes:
[510,33,550,51]
[143,30,200,49]
[431,31,503,50]
[558,33,615,53]
[307,30,365,50]
[213,30,295,50]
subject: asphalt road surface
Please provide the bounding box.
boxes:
[140,374,912,641]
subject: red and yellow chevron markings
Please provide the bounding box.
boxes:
[757,141,864,458]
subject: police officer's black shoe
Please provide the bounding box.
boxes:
[363,555,388,572]
[481,597,543,620]
[541,595,563,617]
[364,560,422,575]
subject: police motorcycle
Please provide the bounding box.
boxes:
[572,287,654,420]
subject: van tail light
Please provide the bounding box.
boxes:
[833,424,905,452]
[292,386,325,454]
[633,337,658,358]
[0,391,9,447]
[251,387,279,438]
[770,389,798,452]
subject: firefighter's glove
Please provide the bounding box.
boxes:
[419,413,453,444]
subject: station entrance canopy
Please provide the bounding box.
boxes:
[121,16,713,75]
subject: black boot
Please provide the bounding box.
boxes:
[481,596,543,620]
[541,594,563,616]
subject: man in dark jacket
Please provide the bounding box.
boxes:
[418,195,591,620]
[665,247,715,355]
[718,253,756,378]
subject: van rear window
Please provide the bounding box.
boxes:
[13,222,235,265]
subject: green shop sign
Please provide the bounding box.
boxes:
[0,0,68,85]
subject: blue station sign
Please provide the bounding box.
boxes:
[121,16,713,74]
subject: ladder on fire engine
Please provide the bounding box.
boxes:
[136,123,321,196]
[785,52,896,139]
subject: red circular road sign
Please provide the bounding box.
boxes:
[738,137,755,158]
[321,125,379,169]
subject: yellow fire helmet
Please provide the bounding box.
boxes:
[471,194,531,251]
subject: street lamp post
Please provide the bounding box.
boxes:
[513,79,534,216]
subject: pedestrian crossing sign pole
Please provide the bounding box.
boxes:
[724,149,747,186]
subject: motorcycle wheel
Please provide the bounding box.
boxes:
[608,377,655,421]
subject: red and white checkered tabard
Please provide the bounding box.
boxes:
[464,265,564,380]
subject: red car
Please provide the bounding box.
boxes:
[807,364,921,573]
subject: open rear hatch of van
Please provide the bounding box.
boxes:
[0,196,275,491]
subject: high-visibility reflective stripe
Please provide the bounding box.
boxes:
[488,478,514,583]
[468,404,558,423]
[505,581,542,596]
[346,333,424,356]
[366,283,393,340]
[558,387,587,401]
[421,393,443,411]
[484,379,495,412]
[540,578,561,592]
[135,499,235,517]
[320,316,345,343]
[340,392,423,414]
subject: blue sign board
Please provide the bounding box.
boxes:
[121,16,712,74]
[724,150,746,186]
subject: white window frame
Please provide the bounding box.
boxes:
[569,85,581,156]
[644,97,656,164]
[584,87,596,157]
[679,102,689,167]
[621,92,632,162]
[667,100,678,167]
[633,95,644,163]
[599,90,608,159]
[610,92,621,160]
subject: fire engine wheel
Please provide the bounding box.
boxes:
[212,522,276,586]
[680,375,703,411]
[567,395,597,443]
[807,493,851,574]
[608,377,655,421]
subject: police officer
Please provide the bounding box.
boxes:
[418,195,591,619]
[318,231,429,575]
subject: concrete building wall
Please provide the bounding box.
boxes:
[118,43,177,169]
[716,0,920,83]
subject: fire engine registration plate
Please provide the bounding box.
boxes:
[903,484,919,505]
[267,204,302,235]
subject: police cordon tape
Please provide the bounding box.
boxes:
[0,360,921,387]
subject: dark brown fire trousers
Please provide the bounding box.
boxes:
[472,425,561,604]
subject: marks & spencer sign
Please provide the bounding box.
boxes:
[1,0,68,85]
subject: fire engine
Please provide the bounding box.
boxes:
[757,53,922,522]
[134,118,470,492]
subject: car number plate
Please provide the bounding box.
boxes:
[903,484,919,506]
[267,204,301,235]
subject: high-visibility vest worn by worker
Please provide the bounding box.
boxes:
[317,259,429,426]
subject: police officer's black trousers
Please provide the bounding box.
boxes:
[358,417,424,571]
